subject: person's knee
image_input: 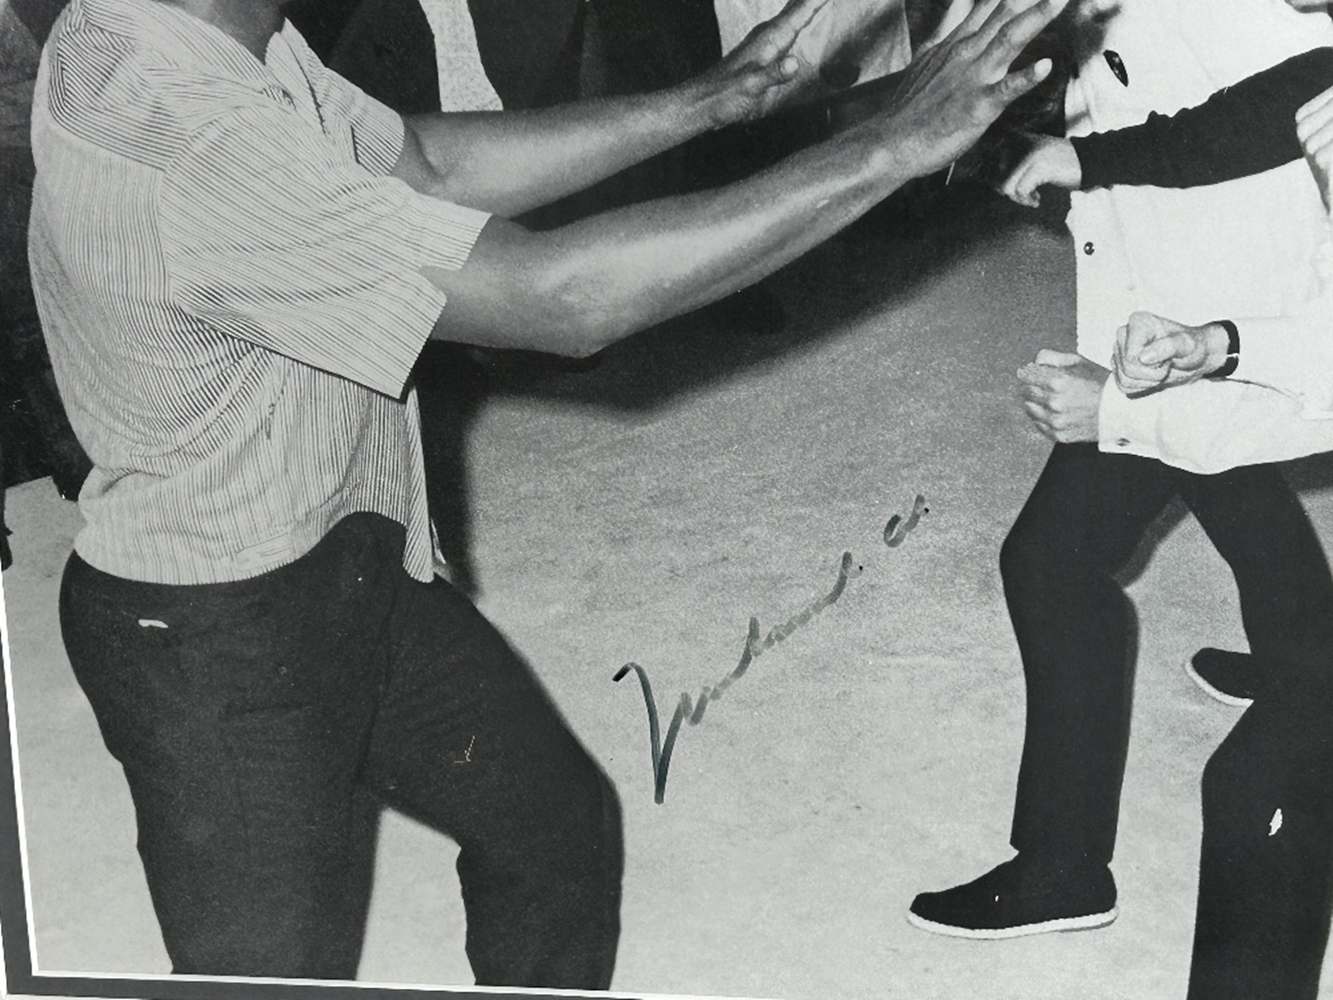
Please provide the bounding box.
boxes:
[546,749,623,873]
[1200,735,1296,850]
[1201,740,1259,829]
[999,521,1059,594]
[455,745,623,926]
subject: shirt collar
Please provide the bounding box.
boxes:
[72,0,298,94]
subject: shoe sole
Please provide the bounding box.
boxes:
[906,906,1119,940]
[1182,655,1254,709]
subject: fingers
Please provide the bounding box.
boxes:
[947,0,1064,125]
[1119,309,1171,357]
[991,57,1053,106]
[999,151,1031,203]
[1114,367,1165,396]
[1115,314,1182,393]
[1017,362,1080,441]
[1033,348,1079,367]
[1001,162,1042,207]
[1016,346,1101,442]
[1137,329,1195,366]
[753,0,835,67]
[1021,391,1096,442]
[1022,395,1082,441]
[1017,362,1052,387]
[1119,311,1210,378]
[740,55,802,95]
[954,0,1008,39]
[1114,350,1169,394]
[1296,87,1333,204]
[917,0,980,52]
[1018,362,1070,402]
[966,0,1045,57]
[1018,378,1050,403]
[975,0,1069,67]
[1000,142,1057,206]
[1297,83,1333,141]
[1300,115,1333,160]
[1023,400,1057,439]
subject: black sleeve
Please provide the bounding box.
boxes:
[1071,46,1333,190]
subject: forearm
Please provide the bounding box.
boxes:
[396,25,916,219]
[1073,47,1333,189]
[424,121,909,355]
[414,0,1068,350]
[399,77,729,218]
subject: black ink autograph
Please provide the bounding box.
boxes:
[614,494,929,804]
[884,493,929,547]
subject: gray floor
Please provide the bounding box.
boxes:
[5,193,1333,998]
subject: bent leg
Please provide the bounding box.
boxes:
[1003,444,1179,866]
[363,574,622,990]
[1183,467,1333,999]
[1184,464,1333,680]
[58,517,395,978]
[1190,690,1333,1000]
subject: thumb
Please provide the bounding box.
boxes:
[990,58,1054,113]
[1138,330,1194,366]
[1034,349,1080,367]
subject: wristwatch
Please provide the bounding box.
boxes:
[1205,319,1240,379]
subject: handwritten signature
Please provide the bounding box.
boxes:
[614,494,929,804]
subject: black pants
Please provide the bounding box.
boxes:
[59,513,622,987]
[1002,443,1333,999]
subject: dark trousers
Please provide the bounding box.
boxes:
[1002,443,1333,999]
[59,513,622,987]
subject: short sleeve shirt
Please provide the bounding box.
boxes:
[28,0,490,583]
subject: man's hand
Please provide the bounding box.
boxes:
[708,0,914,125]
[1112,311,1230,396]
[1297,83,1333,212]
[999,134,1080,207]
[1018,349,1108,442]
[791,0,914,89]
[876,0,1069,179]
[700,0,837,126]
[415,0,1073,356]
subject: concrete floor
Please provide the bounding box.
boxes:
[5,189,1333,999]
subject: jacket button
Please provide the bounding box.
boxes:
[1115,438,1130,447]
[1083,241,1095,255]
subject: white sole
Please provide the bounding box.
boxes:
[906,906,1119,940]
[1183,656,1254,709]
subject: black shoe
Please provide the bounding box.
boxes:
[908,855,1118,940]
[1184,648,1259,708]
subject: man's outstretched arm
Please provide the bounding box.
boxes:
[423,0,1070,356]
[391,0,844,217]
[1002,47,1333,205]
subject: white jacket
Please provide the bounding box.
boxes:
[1067,0,1333,472]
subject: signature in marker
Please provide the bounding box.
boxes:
[615,494,929,803]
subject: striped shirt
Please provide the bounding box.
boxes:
[28,0,490,584]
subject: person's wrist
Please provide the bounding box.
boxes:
[868,126,942,194]
[681,71,736,132]
[1060,139,1084,189]
[1203,320,1240,378]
